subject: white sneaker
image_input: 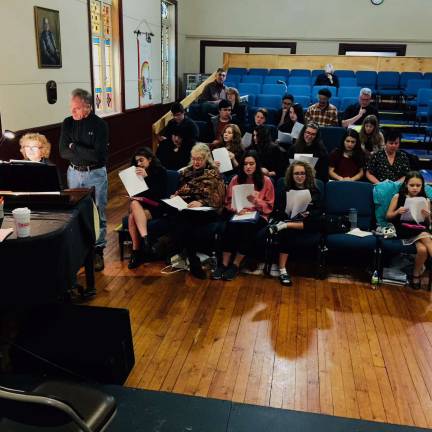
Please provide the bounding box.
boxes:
[241,262,265,275]
[270,264,279,277]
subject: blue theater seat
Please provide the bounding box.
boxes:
[338,86,361,100]
[377,71,401,97]
[356,71,377,92]
[227,67,247,75]
[256,94,282,110]
[238,83,261,96]
[263,75,287,85]
[323,181,378,274]
[335,70,356,78]
[288,76,312,86]
[241,75,264,84]
[249,68,268,75]
[268,68,290,76]
[290,69,311,77]
[338,78,357,87]
[261,84,286,96]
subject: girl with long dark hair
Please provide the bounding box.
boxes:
[328,129,366,181]
[212,151,275,281]
[127,147,167,269]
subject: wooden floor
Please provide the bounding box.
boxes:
[85,169,432,428]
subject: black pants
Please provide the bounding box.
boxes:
[222,218,268,256]
[172,209,220,257]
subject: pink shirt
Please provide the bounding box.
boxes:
[225,175,275,220]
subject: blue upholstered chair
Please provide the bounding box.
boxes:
[262,84,286,96]
[288,76,312,86]
[263,75,287,85]
[399,72,423,90]
[338,78,358,87]
[286,85,311,99]
[249,68,268,75]
[338,86,361,99]
[238,83,261,97]
[320,127,346,153]
[340,97,358,112]
[323,181,378,274]
[268,68,290,76]
[377,71,401,97]
[356,71,377,92]
[256,94,282,110]
[335,70,356,78]
[227,67,247,75]
[290,69,311,77]
[241,75,264,84]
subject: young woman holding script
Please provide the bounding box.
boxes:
[278,103,305,134]
[271,161,323,286]
[386,171,432,289]
[212,151,274,281]
[287,121,328,182]
[213,123,244,183]
[328,129,366,181]
[359,114,384,156]
[170,143,225,279]
[128,147,167,269]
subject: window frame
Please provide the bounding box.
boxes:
[338,43,406,56]
[160,0,178,104]
[87,0,124,117]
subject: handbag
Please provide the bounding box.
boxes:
[323,215,351,234]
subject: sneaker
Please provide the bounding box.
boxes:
[94,252,105,272]
[212,266,226,280]
[279,272,292,286]
[222,264,239,281]
[270,264,279,277]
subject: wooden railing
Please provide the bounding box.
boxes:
[152,59,228,151]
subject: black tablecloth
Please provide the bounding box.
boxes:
[0,195,95,305]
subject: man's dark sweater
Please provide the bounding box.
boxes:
[59,113,109,166]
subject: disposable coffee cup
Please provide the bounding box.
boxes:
[12,207,31,237]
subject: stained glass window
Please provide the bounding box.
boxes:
[161,1,175,104]
[90,0,115,114]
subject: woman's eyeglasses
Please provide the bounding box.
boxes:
[24,146,42,152]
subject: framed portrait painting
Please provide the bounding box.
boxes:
[34,6,62,68]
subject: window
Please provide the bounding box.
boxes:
[338,43,406,57]
[161,0,176,103]
[90,0,120,115]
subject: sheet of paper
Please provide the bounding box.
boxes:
[241,132,252,149]
[347,228,373,237]
[290,122,304,139]
[285,189,311,219]
[212,147,233,173]
[232,184,255,212]
[162,196,188,210]
[290,153,318,168]
[277,130,293,145]
[231,211,258,222]
[0,228,13,242]
[186,206,214,211]
[401,197,428,223]
[118,166,149,197]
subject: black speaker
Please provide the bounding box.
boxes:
[8,304,135,385]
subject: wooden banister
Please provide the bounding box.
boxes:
[152,59,228,151]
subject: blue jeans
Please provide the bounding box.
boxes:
[67,166,108,249]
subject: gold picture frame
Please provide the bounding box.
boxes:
[34,6,62,68]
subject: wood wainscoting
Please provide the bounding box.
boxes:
[0,103,170,173]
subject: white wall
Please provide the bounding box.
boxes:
[0,0,91,132]
[122,0,162,109]
[179,0,432,74]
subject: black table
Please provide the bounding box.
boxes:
[0,194,95,305]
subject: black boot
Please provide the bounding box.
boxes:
[141,236,152,261]
[188,254,206,279]
[128,250,141,269]
[94,248,104,272]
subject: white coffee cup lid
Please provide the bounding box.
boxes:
[12,207,31,215]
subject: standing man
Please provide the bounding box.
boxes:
[342,88,379,127]
[59,88,109,272]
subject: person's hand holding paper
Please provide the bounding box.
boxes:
[212,147,233,173]
[401,197,429,223]
[118,166,149,197]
